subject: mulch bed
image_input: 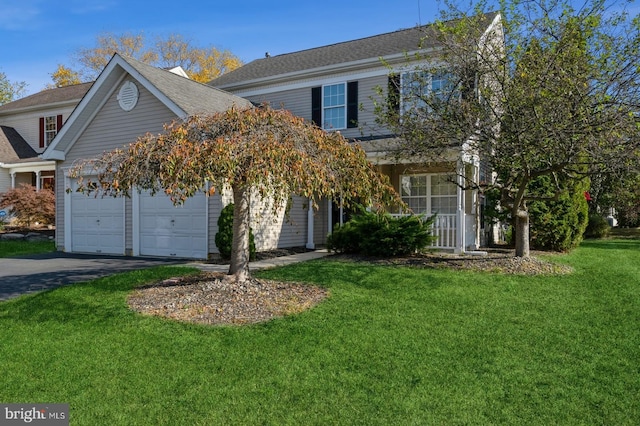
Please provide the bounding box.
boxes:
[128,247,572,326]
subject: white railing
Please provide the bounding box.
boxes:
[429,214,457,249]
[390,213,457,249]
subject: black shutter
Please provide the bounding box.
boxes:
[347,81,358,128]
[388,74,401,115]
[311,86,322,127]
[39,117,45,148]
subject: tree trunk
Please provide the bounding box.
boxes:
[229,185,251,283]
[515,208,530,258]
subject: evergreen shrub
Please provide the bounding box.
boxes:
[327,208,436,257]
[215,203,256,260]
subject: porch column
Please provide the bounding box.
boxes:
[306,197,315,249]
[35,170,41,190]
[10,172,15,189]
[455,159,465,254]
[327,198,333,235]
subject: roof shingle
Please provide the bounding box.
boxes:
[0,126,38,162]
[211,12,499,88]
[0,82,92,114]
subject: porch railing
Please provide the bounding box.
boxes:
[390,213,457,249]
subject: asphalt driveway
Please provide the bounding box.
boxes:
[0,252,185,301]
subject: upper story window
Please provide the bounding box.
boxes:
[39,114,63,148]
[400,71,456,115]
[311,81,358,131]
[323,83,346,130]
[44,116,57,145]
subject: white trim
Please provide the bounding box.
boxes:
[64,174,72,252]
[306,197,315,249]
[456,160,465,254]
[132,189,141,256]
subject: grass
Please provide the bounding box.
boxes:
[0,240,638,424]
[0,239,55,257]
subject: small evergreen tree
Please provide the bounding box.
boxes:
[215,203,255,260]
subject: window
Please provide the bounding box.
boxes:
[400,71,456,114]
[400,174,457,215]
[323,83,346,130]
[44,116,57,146]
[39,114,63,148]
[311,82,358,130]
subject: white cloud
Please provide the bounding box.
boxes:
[0,6,41,31]
[68,0,117,14]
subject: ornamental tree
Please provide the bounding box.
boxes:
[373,0,640,257]
[70,105,401,284]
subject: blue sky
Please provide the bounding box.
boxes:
[2,1,637,96]
[1,0,442,95]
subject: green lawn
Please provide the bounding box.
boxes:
[0,240,638,425]
[0,239,55,257]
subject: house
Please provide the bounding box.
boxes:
[40,13,501,259]
[211,13,502,252]
[41,54,319,258]
[0,83,91,202]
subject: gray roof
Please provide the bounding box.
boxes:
[211,12,499,88]
[120,55,253,113]
[0,126,37,162]
[0,82,92,114]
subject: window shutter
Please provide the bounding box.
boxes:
[311,86,321,127]
[347,81,358,128]
[39,117,45,148]
[388,74,401,115]
[56,114,63,132]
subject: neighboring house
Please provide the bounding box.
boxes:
[211,13,502,252]
[0,83,91,195]
[42,54,317,258]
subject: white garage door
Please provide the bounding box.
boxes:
[70,189,125,255]
[137,192,208,259]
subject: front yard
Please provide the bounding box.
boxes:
[0,239,638,424]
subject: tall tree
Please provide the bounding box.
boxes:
[53,32,242,86]
[48,65,82,89]
[70,105,402,284]
[0,72,27,105]
[373,0,640,257]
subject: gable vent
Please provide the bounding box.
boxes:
[117,81,139,112]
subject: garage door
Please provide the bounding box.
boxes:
[137,192,207,259]
[70,188,125,255]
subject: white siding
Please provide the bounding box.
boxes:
[57,77,178,253]
[0,106,76,154]
[0,169,10,194]
[240,74,391,142]
[249,195,308,250]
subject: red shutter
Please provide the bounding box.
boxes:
[56,114,63,132]
[39,117,45,148]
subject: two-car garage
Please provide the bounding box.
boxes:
[67,183,208,259]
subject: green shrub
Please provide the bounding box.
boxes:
[584,214,611,239]
[327,208,436,257]
[214,203,256,260]
[528,176,589,252]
